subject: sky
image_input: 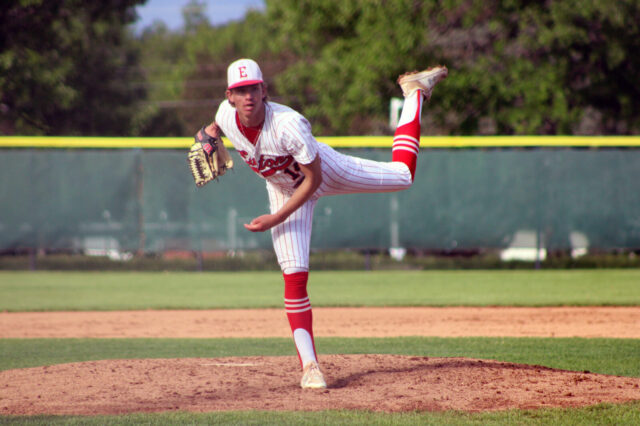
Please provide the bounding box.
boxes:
[134,0,265,32]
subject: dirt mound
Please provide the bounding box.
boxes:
[2,354,640,415]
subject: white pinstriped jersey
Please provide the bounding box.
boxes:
[215,99,414,272]
[216,100,318,193]
[216,100,412,197]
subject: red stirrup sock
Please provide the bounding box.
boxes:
[283,271,317,367]
[392,90,424,180]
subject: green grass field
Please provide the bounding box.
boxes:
[2,403,640,425]
[1,270,639,425]
[1,269,639,311]
[2,337,639,377]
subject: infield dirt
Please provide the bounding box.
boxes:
[2,306,639,338]
[1,307,639,415]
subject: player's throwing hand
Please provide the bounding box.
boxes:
[244,214,281,232]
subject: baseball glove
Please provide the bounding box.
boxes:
[188,126,233,187]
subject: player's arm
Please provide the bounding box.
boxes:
[244,155,322,232]
[205,122,221,138]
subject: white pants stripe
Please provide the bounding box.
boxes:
[268,183,317,272]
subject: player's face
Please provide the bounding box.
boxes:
[227,83,266,126]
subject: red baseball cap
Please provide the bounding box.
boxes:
[227,58,264,89]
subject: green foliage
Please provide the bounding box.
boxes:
[4,1,639,136]
[136,7,274,135]
[285,0,639,135]
[181,0,209,33]
[243,0,640,135]
[0,0,147,135]
[439,0,640,135]
[267,0,438,135]
[133,22,191,136]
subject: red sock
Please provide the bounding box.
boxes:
[392,91,423,180]
[283,271,317,366]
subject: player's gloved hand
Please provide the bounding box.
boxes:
[188,125,233,187]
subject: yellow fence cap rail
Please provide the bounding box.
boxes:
[1,135,639,148]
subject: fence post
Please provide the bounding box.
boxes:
[135,149,145,256]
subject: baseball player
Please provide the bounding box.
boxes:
[205,58,447,389]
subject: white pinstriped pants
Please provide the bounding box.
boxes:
[268,145,412,272]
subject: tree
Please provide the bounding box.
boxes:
[134,3,273,135]
[0,0,146,135]
[264,0,640,135]
[182,0,209,34]
[134,21,190,136]
[433,0,640,135]
[266,0,437,135]
[134,0,640,136]
[162,9,274,134]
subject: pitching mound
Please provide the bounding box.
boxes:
[2,354,640,415]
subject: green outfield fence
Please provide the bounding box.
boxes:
[1,136,639,257]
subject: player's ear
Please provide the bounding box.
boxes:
[261,83,268,102]
[225,89,234,107]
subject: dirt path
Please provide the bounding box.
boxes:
[1,306,639,338]
[1,307,639,416]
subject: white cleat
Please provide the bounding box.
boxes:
[300,361,327,389]
[397,66,448,100]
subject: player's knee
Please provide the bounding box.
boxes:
[282,266,309,275]
[278,258,309,276]
[401,176,414,190]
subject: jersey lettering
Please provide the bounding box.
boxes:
[237,150,296,178]
[283,162,301,180]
